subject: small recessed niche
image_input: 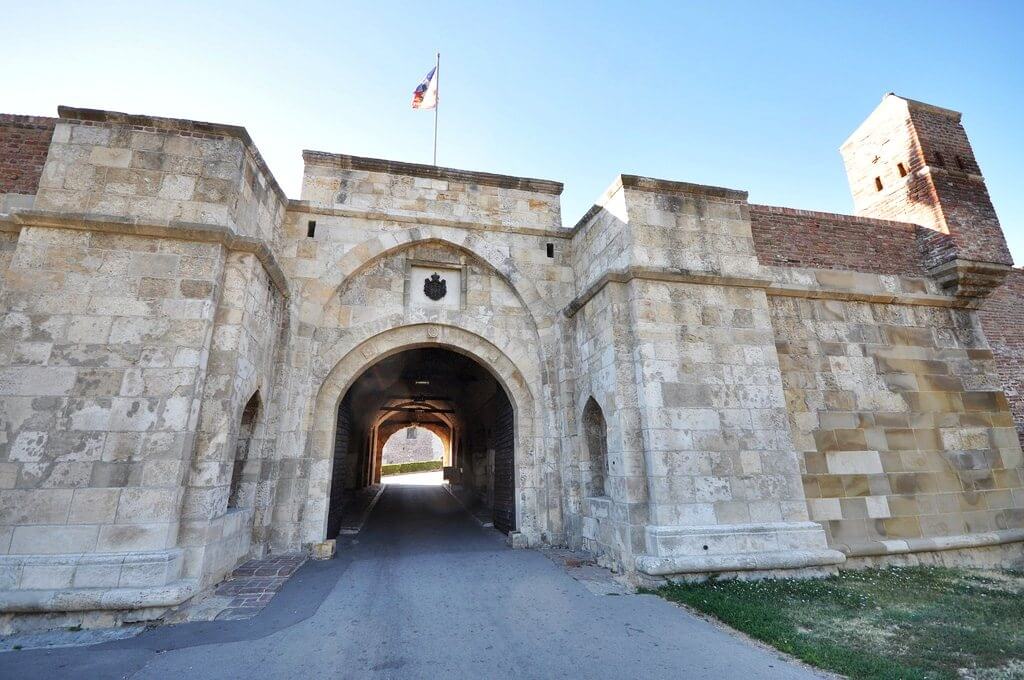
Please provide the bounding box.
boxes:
[897,162,908,177]
[955,155,967,171]
[934,151,946,168]
[546,243,554,258]
[874,177,884,191]
[307,220,316,238]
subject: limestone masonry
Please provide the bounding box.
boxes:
[1,94,1023,629]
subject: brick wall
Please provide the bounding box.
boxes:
[749,204,927,277]
[0,114,57,196]
[840,95,1011,270]
[980,269,1024,448]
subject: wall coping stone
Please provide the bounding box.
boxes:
[3,210,290,297]
[619,174,748,201]
[56,106,288,204]
[302,150,564,195]
[571,174,747,232]
[287,200,573,240]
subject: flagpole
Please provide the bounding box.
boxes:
[433,52,440,166]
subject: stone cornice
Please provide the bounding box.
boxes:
[57,106,288,204]
[302,151,564,195]
[564,268,772,317]
[287,200,573,240]
[618,174,748,202]
[4,210,290,297]
[571,175,747,233]
[563,265,972,318]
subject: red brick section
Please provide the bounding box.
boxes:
[979,268,1024,449]
[749,204,927,277]
[0,114,58,196]
[840,96,1011,271]
[905,102,1011,268]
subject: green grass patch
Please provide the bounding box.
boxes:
[653,567,1024,680]
[380,459,442,476]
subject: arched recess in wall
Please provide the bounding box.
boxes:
[581,397,609,498]
[309,230,559,392]
[312,238,555,418]
[303,323,543,546]
[316,227,557,324]
[229,390,261,510]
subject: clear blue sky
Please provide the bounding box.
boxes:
[6,1,1023,263]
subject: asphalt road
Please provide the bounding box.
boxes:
[1,484,823,679]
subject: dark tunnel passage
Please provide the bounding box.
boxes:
[326,347,515,537]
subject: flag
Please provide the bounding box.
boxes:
[412,66,438,110]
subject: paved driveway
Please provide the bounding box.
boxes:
[1,484,823,679]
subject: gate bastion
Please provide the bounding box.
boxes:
[1,93,1023,629]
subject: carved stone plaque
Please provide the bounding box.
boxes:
[409,265,460,309]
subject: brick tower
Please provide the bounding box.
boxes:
[840,93,1013,298]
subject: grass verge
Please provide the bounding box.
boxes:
[380,459,442,476]
[653,567,1024,680]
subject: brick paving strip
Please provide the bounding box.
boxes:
[211,553,308,621]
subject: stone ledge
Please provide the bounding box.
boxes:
[0,549,184,593]
[564,267,772,318]
[839,528,1024,558]
[302,151,564,195]
[287,200,573,240]
[636,549,846,575]
[563,265,971,318]
[636,521,845,575]
[0,579,198,613]
[564,264,982,318]
[926,258,1012,300]
[6,209,290,297]
[619,174,748,202]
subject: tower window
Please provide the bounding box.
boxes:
[897,162,908,177]
[546,243,554,258]
[934,151,946,168]
[307,220,316,238]
[955,155,967,171]
[874,177,883,191]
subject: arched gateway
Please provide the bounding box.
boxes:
[304,325,542,547]
[3,98,1024,628]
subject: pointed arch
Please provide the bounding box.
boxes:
[228,390,261,509]
[314,226,557,327]
[581,396,609,498]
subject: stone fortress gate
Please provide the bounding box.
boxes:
[1,93,1023,627]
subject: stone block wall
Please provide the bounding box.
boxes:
[270,154,570,551]
[300,152,562,231]
[771,292,1024,554]
[178,251,283,584]
[571,183,631,294]
[381,427,443,465]
[1,92,1024,627]
[568,179,839,575]
[569,280,648,565]
[35,109,285,242]
[0,227,227,585]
